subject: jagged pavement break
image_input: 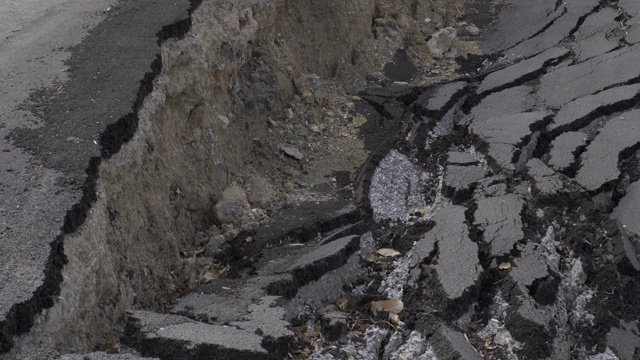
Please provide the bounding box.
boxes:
[2,0,640,359]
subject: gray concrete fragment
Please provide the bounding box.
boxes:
[475,195,524,257]
[573,8,624,62]
[510,242,549,287]
[548,132,587,171]
[549,84,640,131]
[430,325,482,360]
[477,47,569,94]
[575,109,640,191]
[471,111,550,170]
[369,150,425,222]
[444,165,487,193]
[613,180,640,237]
[539,44,640,108]
[447,152,478,165]
[416,81,467,113]
[526,159,564,195]
[606,321,640,360]
[415,206,480,299]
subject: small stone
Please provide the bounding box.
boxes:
[395,14,411,28]
[204,235,226,256]
[466,24,480,36]
[301,89,314,104]
[217,115,230,128]
[427,27,458,59]
[214,186,250,224]
[281,146,304,160]
[245,173,273,209]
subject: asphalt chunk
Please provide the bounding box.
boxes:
[606,321,640,360]
[612,180,640,236]
[474,194,524,257]
[506,0,599,59]
[444,165,487,201]
[548,131,587,171]
[538,44,640,108]
[573,8,624,62]
[575,109,640,191]
[526,159,564,196]
[480,0,560,53]
[469,86,537,124]
[447,151,478,165]
[471,111,550,170]
[287,235,360,285]
[430,325,482,360]
[415,81,467,115]
[125,311,274,360]
[548,83,640,132]
[477,47,569,94]
[415,205,480,300]
[510,242,550,287]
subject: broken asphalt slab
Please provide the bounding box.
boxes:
[411,205,481,301]
[474,194,524,257]
[575,109,640,192]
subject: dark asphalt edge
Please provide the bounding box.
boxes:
[0,0,205,353]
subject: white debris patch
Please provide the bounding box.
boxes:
[370,150,428,222]
[380,256,412,299]
[478,292,522,358]
[586,347,619,360]
[387,331,438,360]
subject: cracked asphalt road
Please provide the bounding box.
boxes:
[3,0,640,359]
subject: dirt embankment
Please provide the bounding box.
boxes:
[8,0,479,356]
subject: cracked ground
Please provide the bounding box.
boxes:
[3,0,640,359]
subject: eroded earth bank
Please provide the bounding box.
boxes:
[2,0,640,359]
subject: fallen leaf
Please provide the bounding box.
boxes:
[335,296,349,311]
[325,304,340,312]
[498,262,512,270]
[181,246,205,258]
[365,252,380,263]
[389,313,400,326]
[377,248,401,257]
[105,344,120,354]
[370,298,404,316]
[199,263,229,283]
